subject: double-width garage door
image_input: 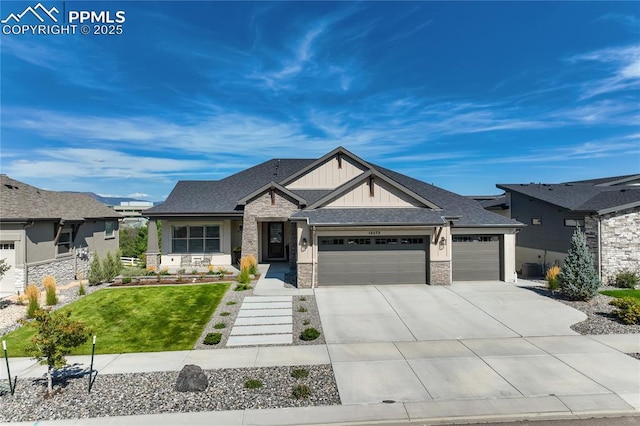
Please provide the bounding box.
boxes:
[452,235,500,281]
[318,236,426,285]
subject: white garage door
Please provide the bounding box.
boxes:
[452,235,500,281]
[0,242,16,295]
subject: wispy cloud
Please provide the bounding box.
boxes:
[597,13,640,32]
[567,45,640,99]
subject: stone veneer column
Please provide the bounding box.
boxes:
[296,263,313,288]
[429,261,451,285]
[146,220,161,269]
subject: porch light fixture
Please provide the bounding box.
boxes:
[301,237,308,248]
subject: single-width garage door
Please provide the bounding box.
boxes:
[318,236,426,285]
[452,235,500,281]
[0,242,16,294]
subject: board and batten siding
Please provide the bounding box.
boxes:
[324,179,423,208]
[286,156,365,190]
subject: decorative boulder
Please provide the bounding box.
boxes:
[175,364,208,392]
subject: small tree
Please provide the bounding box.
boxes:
[102,251,122,282]
[559,228,600,300]
[88,254,103,285]
[21,309,92,395]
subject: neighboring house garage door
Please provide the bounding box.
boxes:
[452,235,500,281]
[318,236,426,285]
[0,242,16,294]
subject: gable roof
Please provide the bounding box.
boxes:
[146,158,314,216]
[305,169,441,210]
[0,175,122,222]
[147,149,522,227]
[497,175,640,214]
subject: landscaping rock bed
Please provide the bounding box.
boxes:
[523,283,640,335]
[0,364,340,422]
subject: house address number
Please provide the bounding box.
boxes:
[368,231,381,235]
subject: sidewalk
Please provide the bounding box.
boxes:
[3,335,639,425]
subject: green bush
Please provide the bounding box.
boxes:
[237,268,251,285]
[303,319,310,325]
[203,332,222,345]
[220,311,230,316]
[559,229,600,300]
[245,379,263,389]
[300,328,320,341]
[292,384,311,399]
[226,301,237,306]
[122,277,132,284]
[609,298,640,325]
[177,268,186,274]
[78,283,86,296]
[299,296,306,301]
[291,368,309,379]
[297,306,308,313]
[234,283,252,291]
[615,271,639,289]
[213,322,226,329]
[88,254,103,285]
[102,252,122,283]
[121,267,147,278]
[191,269,198,275]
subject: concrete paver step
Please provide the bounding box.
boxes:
[234,316,292,326]
[243,296,291,303]
[230,324,292,336]
[240,301,292,310]
[227,334,293,346]
[237,308,291,317]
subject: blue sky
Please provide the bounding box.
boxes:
[1,1,638,200]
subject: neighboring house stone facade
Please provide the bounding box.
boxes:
[585,207,640,284]
[497,175,640,281]
[146,147,522,288]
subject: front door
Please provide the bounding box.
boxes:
[267,222,285,259]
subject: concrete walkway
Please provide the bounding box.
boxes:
[227,295,294,346]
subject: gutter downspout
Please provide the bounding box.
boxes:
[311,225,316,289]
[22,221,35,292]
[597,215,602,282]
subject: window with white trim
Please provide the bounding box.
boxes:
[172,225,220,253]
[58,231,72,255]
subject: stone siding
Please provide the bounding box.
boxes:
[241,190,299,262]
[289,222,297,267]
[586,208,640,284]
[297,263,313,288]
[14,267,25,293]
[429,261,451,285]
[26,255,91,288]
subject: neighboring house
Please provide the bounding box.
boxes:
[497,175,640,283]
[111,201,154,228]
[146,147,522,288]
[0,175,122,295]
[469,194,511,218]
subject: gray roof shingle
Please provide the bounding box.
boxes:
[147,151,522,227]
[497,180,640,213]
[147,159,314,215]
[0,175,122,221]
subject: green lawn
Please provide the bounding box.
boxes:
[600,289,640,301]
[3,283,230,356]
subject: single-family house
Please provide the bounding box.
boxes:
[0,175,122,295]
[145,147,522,287]
[497,175,640,282]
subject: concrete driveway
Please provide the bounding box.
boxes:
[315,282,640,411]
[315,282,586,344]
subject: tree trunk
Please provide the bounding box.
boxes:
[47,366,53,395]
